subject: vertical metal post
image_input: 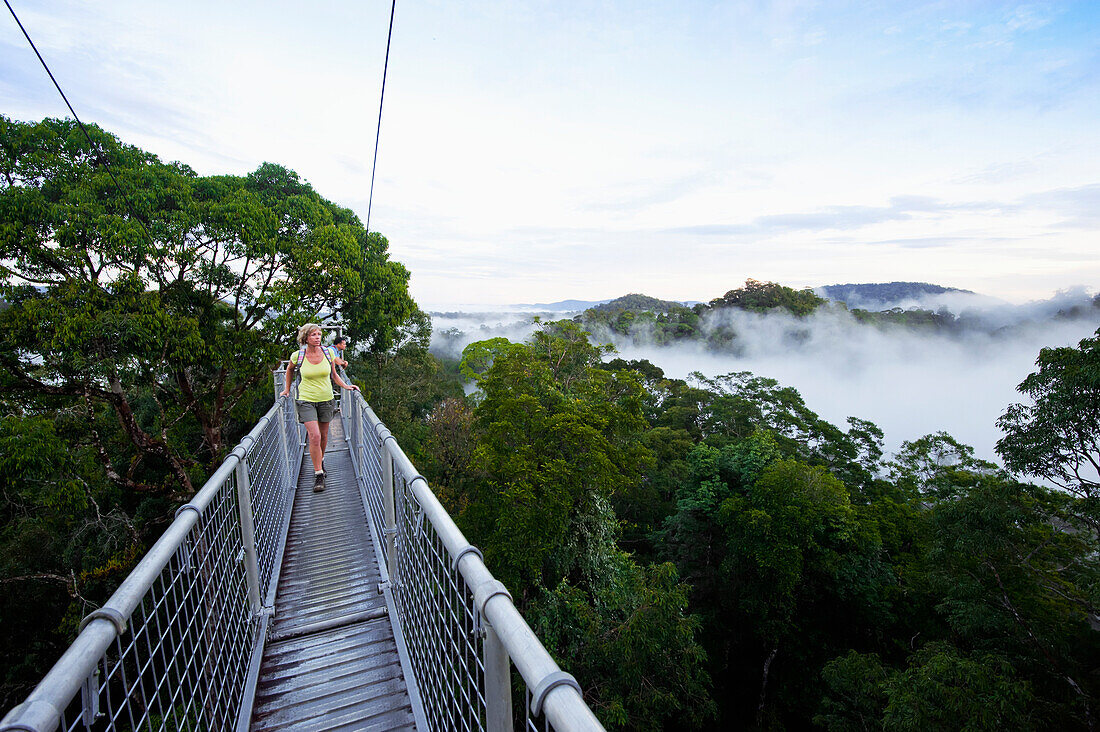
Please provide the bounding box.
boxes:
[352,396,361,467]
[276,398,292,492]
[81,667,100,727]
[293,383,304,447]
[235,460,262,614]
[382,440,397,580]
[346,395,357,470]
[484,622,513,732]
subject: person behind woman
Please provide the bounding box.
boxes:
[280,323,359,492]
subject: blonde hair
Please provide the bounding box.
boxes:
[296,323,323,346]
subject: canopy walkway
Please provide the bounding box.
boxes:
[1,371,604,732]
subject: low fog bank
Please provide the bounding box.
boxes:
[843,286,1097,331]
[429,293,1099,465]
[612,308,1097,464]
[430,311,575,358]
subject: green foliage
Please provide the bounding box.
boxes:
[588,293,686,313]
[690,371,884,491]
[458,336,513,382]
[922,474,1099,725]
[890,431,998,492]
[708,278,825,316]
[719,459,869,644]
[531,560,715,731]
[449,323,712,729]
[0,115,417,704]
[462,336,651,591]
[816,650,890,731]
[997,328,1100,533]
[816,645,1035,731]
[0,413,136,707]
[354,309,464,461]
[0,115,416,486]
[883,643,1034,731]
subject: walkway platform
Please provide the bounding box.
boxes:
[250,418,417,731]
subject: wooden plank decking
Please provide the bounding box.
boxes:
[250,419,416,731]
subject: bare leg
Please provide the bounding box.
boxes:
[305,420,323,473]
[318,420,330,458]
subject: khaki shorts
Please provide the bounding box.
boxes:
[296,399,336,424]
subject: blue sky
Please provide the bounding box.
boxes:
[2,1,1098,307]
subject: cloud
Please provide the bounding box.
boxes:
[429,294,1100,465]
[864,237,982,249]
[953,159,1040,184]
[663,195,1006,238]
[582,168,725,213]
[1023,183,1100,228]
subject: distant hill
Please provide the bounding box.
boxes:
[513,298,612,311]
[817,282,974,309]
[589,294,687,313]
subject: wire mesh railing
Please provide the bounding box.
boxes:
[3,364,603,732]
[345,393,605,732]
[0,396,301,732]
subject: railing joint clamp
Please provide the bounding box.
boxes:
[174,503,202,520]
[79,607,128,635]
[382,527,398,537]
[477,580,512,618]
[451,545,484,573]
[531,671,582,716]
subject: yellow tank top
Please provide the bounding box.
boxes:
[293,349,333,403]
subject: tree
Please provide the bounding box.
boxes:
[718,458,888,726]
[0,115,418,700]
[690,371,884,491]
[460,336,651,591]
[997,328,1100,534]
[453,325,712,729]
[921,473,1099,728]
[707,278,825,316]
[0,115,416,493]
[816,645,1036,731]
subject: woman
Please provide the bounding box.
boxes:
[280,323,359,492]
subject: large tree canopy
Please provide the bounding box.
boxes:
[0,115,419,704]
[0,115,416,492]
[997,328,1100,533]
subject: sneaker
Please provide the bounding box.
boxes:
[313,472,325,492]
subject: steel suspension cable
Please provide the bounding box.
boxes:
[4,0,149,237]
[366,0,397,233]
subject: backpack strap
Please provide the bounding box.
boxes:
[291,346,333,369]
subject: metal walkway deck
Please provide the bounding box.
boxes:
[250,419,416,731]
[0,386,604,732]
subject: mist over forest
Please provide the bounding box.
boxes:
[430,284,1100,463]
[5,115,1099,730]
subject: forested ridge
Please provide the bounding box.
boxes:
[3,117,1099,730]
[571,279,1100,351]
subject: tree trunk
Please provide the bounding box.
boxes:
[756,645,779,728]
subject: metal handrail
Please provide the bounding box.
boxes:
[0,395,301,732]
[342,388,605,732]
[3,371,606,731]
